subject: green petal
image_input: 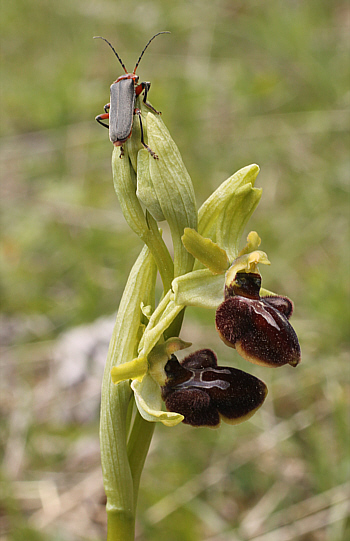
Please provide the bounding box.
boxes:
[238,231,261,256]
[182,228,229,274]
[110,357,148,384]
[173,269,225,309]
[260,287,278,297]
[225,251,270,288]
[132,376,184,426]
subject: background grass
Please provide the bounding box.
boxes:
[1,1,349,540]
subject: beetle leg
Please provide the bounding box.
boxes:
[104,103,110,113]
[96,112,109,129]
[119,146,124,159]
[136,82,161,114]
[135,108,159,159]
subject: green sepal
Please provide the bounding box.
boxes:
[182,228,229,275]
[173,269,225,309]
[131,376,184,426]
[197,165,261,263]
[216,183,262,261]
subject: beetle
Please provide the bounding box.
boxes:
[94,32,169,159]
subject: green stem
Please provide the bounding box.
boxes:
[163,308,185,341]
[127,410,155,513]
[107,511,135,541]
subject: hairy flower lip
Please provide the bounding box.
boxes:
[216,272,301,368]
[161,349,268,428]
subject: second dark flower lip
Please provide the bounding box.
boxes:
[216,272,301,368]
[161,349,268,428]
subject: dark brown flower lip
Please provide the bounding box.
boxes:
[161,350,267,428]
[216,272,301,368]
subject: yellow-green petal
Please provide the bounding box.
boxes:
[182,228,229,275]
[225,251,270,289]
[111,357,148,384]
[238,231,261,256]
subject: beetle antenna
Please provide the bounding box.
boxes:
[133,31,170,74]
[94,36,128,74]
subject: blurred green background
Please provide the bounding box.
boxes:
[1,1,349,540]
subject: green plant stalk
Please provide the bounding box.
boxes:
[107,512,135,541]
[127,408,155,512]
